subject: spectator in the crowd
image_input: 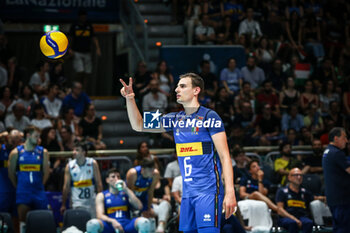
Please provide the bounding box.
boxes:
[319,79,339,116]
[285,10,302,52]
[5,102,30,132]
[59,125,74,151]
[232,101,256,140]
[215,87,235,129]
[303,138,323,174]
[78,103,106,150]
[234,81,255,114]
[220,57,243,96]
[299,126,313,145]
[303,15,324,61]
[155,60,174,96]
[253,104,281,146]
[61,141,103,218]
[238,8,263,41]
[163,153,180,188]
[134,61,152,99]
[267,58,287,92]
[195,13,216,45]
[304,0,323,19]
[216,16,236,45]
[41,84,62,120]
[261,11,284,46]
[232,147,251,183]
[40,127,62,152]
[221,0,244,26]
[285,128,301,146]
[343,83,350,124]
[285,0,304,19]
[241,56,265,89]
[7,56,25,96]
[171,175,182,214]
[142,79,168,113]
[126,158,160,223]
[49,63,66,89]
[339,38,350,77]
[0,60,7,89]
[152,177,172,232]
[240,159,285,214]
[8,126,50,233]
[16,85,35,115]
[312,58,337,86]
[281,105,304,135]
[276,168,326,233]
[256,80,280,118]
[199,60,218,98]
[85,168,150,233]
[255,36,274,73]
[62,81,91,117]
[279,77,300,113]
[324,101,345,128]
[29,61,50,95]
[69,9,101,88]
[184,0,202,45]
[0,86,15,117]
[134,141,162,173]
[303,103,324,136]
[299,80,319,114]
[58,107,78,136]
[274,142,305,185]
[30,104,53,130]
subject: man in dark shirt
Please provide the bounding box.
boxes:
[322,127,350,233]
[69,10,101,88]
[303,139,323,174]
[198,60,218,98]
[62,82,91,117]
[276,168,325,233]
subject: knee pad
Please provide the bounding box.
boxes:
[86,219,101,233]
[136,217,151,233]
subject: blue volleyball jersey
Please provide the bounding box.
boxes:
[16,145,45,193]
[162,106,225,198]
[0,144,15,193]
[133,166,152,202]
[103,190,130,219]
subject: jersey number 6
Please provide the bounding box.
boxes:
[184,157,192,177]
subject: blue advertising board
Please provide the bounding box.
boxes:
[159,45,247,80]
[0,0,119,23]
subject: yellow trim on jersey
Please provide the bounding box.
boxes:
[134,186,148,192]
[4,160,8,168]
[176,142,203,157]
[287,200,306,208]
[73,179,93,188]
[19,164,40,171]
[107,205,128,214]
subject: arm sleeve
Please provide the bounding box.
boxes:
[171,176,181,192]
[207,110,225,136]
[239,176,247,187]
[334,150,350,170]
[220,69,227,81]
[275,188,285,203]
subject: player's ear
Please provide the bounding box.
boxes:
[194,86,201,96]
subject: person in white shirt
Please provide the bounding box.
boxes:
[41,84,62,120]
[195,13,216,45]
[163,153,180,188]
[61,141,103,218]
[30,104,53,130]
[5,102,30,131]
[29,61,50,95]
[142,79,168,113]
[238,8,262,40]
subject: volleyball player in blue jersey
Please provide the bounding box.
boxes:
[8,126,50,233]
[120,73,237,233]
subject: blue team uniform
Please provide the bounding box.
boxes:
[133,165,152,211]
[16,145,48,209]
[162,106,225,231]
[240,175,270,194]
[275,186,314,233]
[101,190,137,233]
[0,144,16,213]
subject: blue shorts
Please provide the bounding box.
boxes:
[179,194,223,231]
[16,191,49,210]
[102,218,137,233]
[0,191,17,215]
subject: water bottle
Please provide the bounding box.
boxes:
[115,180,124,191]
[0,220,8,233]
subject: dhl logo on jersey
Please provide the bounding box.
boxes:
[19,164,40,171]
[107,205,128,214]
[75,30,91,37]
[73,179,92,188]
[176,142,203,157]
[134,186,148,192]
[287,200,306,208]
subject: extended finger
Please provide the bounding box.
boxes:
[120,78,127,87]
[129,77,133,86]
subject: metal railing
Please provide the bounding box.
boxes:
[119,0,148,62]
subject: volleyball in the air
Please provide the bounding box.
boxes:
[39,30,68,59]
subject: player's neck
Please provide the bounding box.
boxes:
[183,100,200,115]
[24,141,36,151]
[109,187,118,194]
[76,157,86,166]
[288,183,300,193]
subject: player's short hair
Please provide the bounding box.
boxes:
[74,141,89,154]
[179,72,204,95]
[140,157,155,169]
[24,126,41,136]
[328,127,345,142]
[106,167,120,178]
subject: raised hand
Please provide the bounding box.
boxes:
[120,77,135,99]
